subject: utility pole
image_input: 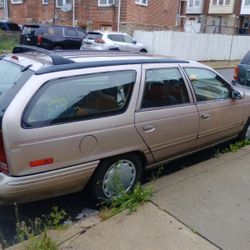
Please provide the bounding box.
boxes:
[4,0,9,20]
[117,0,121,32]
[72,0,75,27]
[53,0,56,24]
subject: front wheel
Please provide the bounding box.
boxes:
[90,153,142,204]
[238,119,250,141]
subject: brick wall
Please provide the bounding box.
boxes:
[3,0,179,33]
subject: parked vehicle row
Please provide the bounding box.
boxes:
[0,45,249,205]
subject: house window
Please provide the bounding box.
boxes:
[195,0,200,6]
[135,0,148,6]
[42,0,48,4]
[56,0,71,7]
[98,0,115,7]
[11,0,23,4]
[189,0,194,7]
[246,0,250,5]
[212,0,230,5]
[0,0,3,6]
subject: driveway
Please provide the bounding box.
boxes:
[151,147,250,250]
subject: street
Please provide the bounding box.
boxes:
[0,68,235,247]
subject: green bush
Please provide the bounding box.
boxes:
[0,30,19,52]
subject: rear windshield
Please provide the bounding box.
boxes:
[0,60,22,94]
[241,51,250,65]
[0,59,33,124]
[85,33,102,40]
[22,26,38,35]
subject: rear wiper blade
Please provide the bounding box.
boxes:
[21,64,33,72]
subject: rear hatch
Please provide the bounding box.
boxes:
[0,56,34,173]
[20,25,41,46]
[82,32,103,48]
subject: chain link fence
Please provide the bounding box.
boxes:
[200,24,238,35]
[0,31,19,53]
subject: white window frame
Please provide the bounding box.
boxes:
[135,0,148,7]
[11,0,23,4]
[56,0,71,8]
[212,0,231,6]
[42,0,48,5]
[98,0,115,7]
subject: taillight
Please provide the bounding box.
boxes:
[37,35,43,45]
[234,65,239,81]
[0,132,8,174]
[94,38,105,44]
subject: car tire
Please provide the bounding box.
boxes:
[90,153,142,205]
[140,49,147,53]
[238,118,250,141]
[53,46,63,50]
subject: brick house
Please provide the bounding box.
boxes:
[0,0,184,34]
[185,0,242,34]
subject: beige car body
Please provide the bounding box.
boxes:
[0,51,249,204]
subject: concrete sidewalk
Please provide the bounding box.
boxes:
[9,146,250,250]
[200,60,239,69]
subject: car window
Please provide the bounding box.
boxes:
[185,68,231,102]
[23,70,136,128]
[0,60,22,95]
[141,68,190,109]
[123,35,134,43]
[64,28,77,37]
[241,51,250,65]
[76,29,86,39]
[22,26,38,35]
[108,34,124,42]
[85,33,102,40]
[6,23,20,31]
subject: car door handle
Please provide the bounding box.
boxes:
[201,113,211,120]
[143,125,156,133]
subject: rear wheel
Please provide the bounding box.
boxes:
[140,49,147,53]
[53,46,63,50]
[90,153,142,204]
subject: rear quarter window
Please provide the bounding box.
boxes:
[23,70,136,128]
[85,33,102,40]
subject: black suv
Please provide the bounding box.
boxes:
[0,20,20,32]
[20,24,86,50]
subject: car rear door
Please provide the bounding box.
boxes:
[182,66,244,147]
[64,28,82,49]
[135,64,199,162]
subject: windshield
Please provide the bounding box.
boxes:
[0,60,22,95]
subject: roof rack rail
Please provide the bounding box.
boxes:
[12,45,74,65]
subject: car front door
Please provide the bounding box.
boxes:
[135,64,200,162]
[183,67,245,147]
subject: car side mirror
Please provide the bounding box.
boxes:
[231,88,242,100]
[133,40,137,44]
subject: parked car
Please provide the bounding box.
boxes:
[20,24,86,50]
[0,45,249,205]
[0,20,20,32]
[234,51,250,87]
[81,31,147,52]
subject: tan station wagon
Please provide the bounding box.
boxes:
[0,45,249,204]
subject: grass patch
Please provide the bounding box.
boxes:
[215,140,250,157]
[14,205,71,250]
[100,184,153,220]
[0,31,19,53]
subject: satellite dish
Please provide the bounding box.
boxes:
[61,3,72,12]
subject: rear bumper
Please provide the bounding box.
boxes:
[0,161,99,205]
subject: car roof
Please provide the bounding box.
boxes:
[22,24,82,29]
[8,46,203,75]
